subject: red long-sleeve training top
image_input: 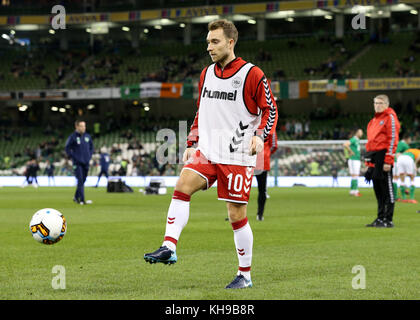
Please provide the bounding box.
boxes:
[187,57,278,147]
[365,107,400,166]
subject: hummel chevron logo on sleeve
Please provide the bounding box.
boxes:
[262,77,276,139]
[239,121,249,131]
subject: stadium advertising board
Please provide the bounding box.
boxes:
[2,77,420,102]
[308,78,420,93]
[0,175,418,188]
[3,0,419,25]
[0,92,13,101]
[66,88,117,100]
[349,78,420,90]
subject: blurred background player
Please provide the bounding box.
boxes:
[393,134,412,201]
[343,129,363,197]
[65,120,94,205]
[255,131,278,221]
[365,95,400,228]
[396,148,420,203]
[144,19,278,289]
[44,159,55,186]
[95,147,110,188]
[331,161,339,187]
[22,158,39,188]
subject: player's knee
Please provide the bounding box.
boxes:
[228,212,247,223]
[175,170,206,195]
[175,180,200,196]
[227,202,247,222]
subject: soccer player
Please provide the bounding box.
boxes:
[44,159,55,186]
[95,147,110,188]
[365,95,400,228]
[65,120,94,205]
[393,134,411,201]
[396,148,420,203]
[255,131,278,221]
[343,129,363,197]
[22,158,40,188]
[331,161,339,187]
[144,19,278,289]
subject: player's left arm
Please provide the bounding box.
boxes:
[270,130,278,154]
[65,134,74,159]
[88,134,94,159]
[343,140,355,156]
[384,113,399,166]
[186,67,207,149]
[255,76,278,139]
[415,152,420,165]
[246,67,278,154]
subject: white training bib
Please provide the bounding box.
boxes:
[197,62,261,166]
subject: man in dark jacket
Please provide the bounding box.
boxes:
[65,120,94,205]
[365,95,400,228]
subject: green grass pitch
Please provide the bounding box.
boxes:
[1,186,420,300]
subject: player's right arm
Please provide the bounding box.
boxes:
[184,67,208,163]
[415,150,420,165]
[65,134,74,159]
[270,131,278,154]
[88,134,94,159]
[343,140,353,155]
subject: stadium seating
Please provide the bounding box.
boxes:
[1,112,416,177]
[2,31,418,90]
[347,32,417,78]
[0,47,87,90]
[1,29,419,178]
[0,33,368,90]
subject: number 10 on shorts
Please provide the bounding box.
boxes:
[227,173,245,192]
[221,167,253,203]
[227,167,252,194]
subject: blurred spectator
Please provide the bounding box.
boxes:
[118,158,128,176]
[286,120,293,136]
[303,66,317,76]
[273,68,286,80]
[294,120,303,139]
[94,122,101,138]
[304,120,310,138]
[256,48,272,62]
[378,59,390,72]
[309,158,320,176]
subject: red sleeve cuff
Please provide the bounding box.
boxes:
[385,155,394,165]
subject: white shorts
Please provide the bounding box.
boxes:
[396,155,415,176]
[348,159,361,176]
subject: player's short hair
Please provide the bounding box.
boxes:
[208,19,238,44]
[401,133,411,140]
[75,120,85,127]
[374,94,390,105]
